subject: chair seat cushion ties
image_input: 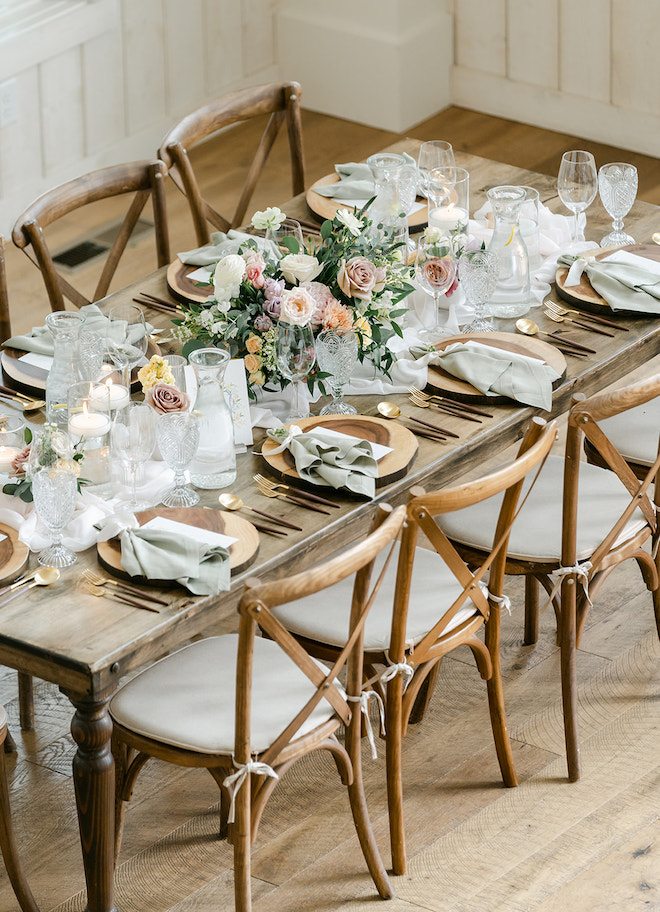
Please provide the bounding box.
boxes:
[540,561,594,615]
[347,690,386,759]
[223,757,279,823]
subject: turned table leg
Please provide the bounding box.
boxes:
[65,689,119,912]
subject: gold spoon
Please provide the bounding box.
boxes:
[218,492,302,532]
[0,566,60,608]
[0,394,46,412]
[515,318,591,355]
[652,232,660,245]
[377,402,454,439]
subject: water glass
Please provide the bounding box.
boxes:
[557,150,598,242]
[266,219,304,255]
[106,304,148,389]
[460,250,499,333]
[598,162,638,247]
[156,411,200,507]
[163,354,189,394]
[77,329,105,381]
[417,140,455,199]
[316,330,358,415]
[415,234,457,342]
[276,321,316,423]
[111,403,157,511]
[32,466,78,568]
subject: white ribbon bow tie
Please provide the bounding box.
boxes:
[262,424,303,455]
[564,255,596,287]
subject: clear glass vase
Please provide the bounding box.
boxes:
[188,348,236,489]
[45,311,86,425]
[486,186,531,320]
[366,152,412,252]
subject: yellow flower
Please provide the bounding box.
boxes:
[244,352,262,374]
[354,316,372,342]
[245,333,262,354]
[249,370,266,387]
[138,355,175,390]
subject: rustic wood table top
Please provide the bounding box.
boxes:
[2,141,660,912]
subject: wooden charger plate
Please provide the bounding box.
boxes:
[555,243,660,315]
[167,258,213,306]
[1,338,161,397]
[0,522,29,585]
[425,332,567,405]
[96,507,260,586]
[260,414,418,493]
[306,173,428,228]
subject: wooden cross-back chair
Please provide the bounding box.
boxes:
[268,416,557,875]
[0,237,12,343]
[11,160,170,313]
[1,703,40,911]
[109,504,405,911]
[437,373,660,784]
[158,81,305,245]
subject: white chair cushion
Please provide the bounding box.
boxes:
[0,702,6,731]
[109,634,336,755]
[271,542,479,651]
[438,454,648,563]
[597,399,660,467]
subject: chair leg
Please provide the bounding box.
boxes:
[559,585,581,782]
[233,778,252,912]
[4,728,17,753]
[18,674,34,731]
[523,576,539,645]
[407,662,440,725]
[0,730,40,912]
[484,611,518,788]
[385,674,406,875]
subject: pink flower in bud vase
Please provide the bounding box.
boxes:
[145,383,189,415]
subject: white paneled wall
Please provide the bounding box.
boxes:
[0,0,278,233]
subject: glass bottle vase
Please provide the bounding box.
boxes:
[188,348,236,489]
[486,186,531,319]
[45,311,86,426]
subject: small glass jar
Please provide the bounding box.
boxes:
[188,348,236,489]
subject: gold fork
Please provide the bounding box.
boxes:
[409,391,482,426]
[83,581,161,613]
[544,306,614,336]
[254,477,332,514]
[547,302,627,331]
[253,473,340,508]
[408,386,493,419]
[81,568,168,605]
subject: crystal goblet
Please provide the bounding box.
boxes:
[156,411,200,507]
[316,330,358,415]
[460,249,499,333]
[32,466,78,568]
[598,162,638,247]
[276,321,317,423]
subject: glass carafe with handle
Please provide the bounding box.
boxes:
[486,186,531,319]
[188,348,236,489]
[45,311,86,426]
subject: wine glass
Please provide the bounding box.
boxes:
[106,304,148,389]
[266,219,304,256]
[77,329,105,381]
[598,162,638,247]
[460,250,499,333]
[557,150,598,243]
[156,411,200,507]
[111,403,157,511]
[276,321,317,423]
[417,140,455,199]
[415,234,458,342]
[32,466,78,568]
[315,330,358,415]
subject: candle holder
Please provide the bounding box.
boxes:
[67,381,112,493]
[0,415,25,474]
[427,166,469,236]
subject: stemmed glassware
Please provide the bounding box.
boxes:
[106,304,148,389]
[459,249,499,333]
[557,150,598,243]
[156,411,200,507]
[417,140,455,199]
[32,466,78,568]
[315,330,358,415]
[266,219,304,255]
[598,162,638,247]
[276,321,317,423]
[415,233,458,342]
[111,403,157,511]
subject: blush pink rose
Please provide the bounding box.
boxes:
[11,444,31,477]
[337,256,386,302]
[145,383,189,414]
[279,287,316,326]
[300,280,340,326]
[244,251,266,289]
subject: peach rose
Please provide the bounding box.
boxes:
[337,256,386,302]
[279,287,316,326]
[245,333,262,354]
[248,370,266,387]
[244,352,262,374]
[322,300,354,332]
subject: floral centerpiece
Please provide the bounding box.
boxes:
[172,206,414,399]
[138,354,190,414]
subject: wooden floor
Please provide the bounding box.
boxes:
[1,106,659,911]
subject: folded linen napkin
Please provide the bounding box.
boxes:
[3,304,153,355]
[558,252,660,314]
[119,527,230,595]
[266,426,378,498]
[411,341,559,411]
[312,153,417,201]
[178,230,280,267]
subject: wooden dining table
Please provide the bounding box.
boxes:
[2,141,660,912]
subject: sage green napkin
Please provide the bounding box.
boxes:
[178,230,280,267]
[558,253,660,313]
[119,527,231,595]
[3,304,153,356]
[267,427,378,498]
[313,153,417,201]
[411,341,559,411]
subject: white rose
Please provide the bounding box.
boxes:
[213,254,246,302]
[279,287,316,326]
[251,207,286,231]
[336,208,363,237]
[279,253,322,285]
[424,225,443,244]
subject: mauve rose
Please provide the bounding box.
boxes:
[11,444,31,477]
[422,256,455,293]
[337,256,386,302]
[263,277,285,318]
[145,383,189,414]
[254,313,273,333]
